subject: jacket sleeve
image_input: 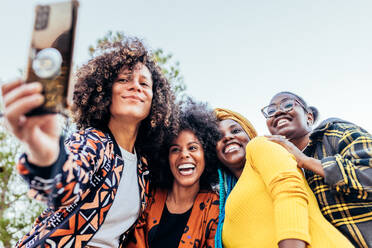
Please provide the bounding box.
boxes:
[205,193,219,248]
[124,188,158,248]
[321,123,372,200]
[16,129,107,209]
[248,137,311,245]
[125,213,148,248]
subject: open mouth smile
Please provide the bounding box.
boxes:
[223,142,241,154]
[274,116,292,128]
[177,163,196,176]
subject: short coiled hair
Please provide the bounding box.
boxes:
[272,91,319,123]
[72,36,179,156]
[149,99,221,190]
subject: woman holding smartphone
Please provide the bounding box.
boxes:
[2,37,178,248]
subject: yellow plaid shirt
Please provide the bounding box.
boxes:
[304,118,372,248]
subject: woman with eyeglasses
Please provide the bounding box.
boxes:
[263,91,372,248]
[214,108,353,248]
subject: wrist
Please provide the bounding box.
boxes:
[278,239,306,248]
[296,154,310,169]
[300,157,325,177]
[26,138,61,167]
[24,136,67,179]
[28,147,59,167]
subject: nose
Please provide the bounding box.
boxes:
[272,108,286,118]
[128,79,142,92]
[221,131,234,143]
[180,148,190,159]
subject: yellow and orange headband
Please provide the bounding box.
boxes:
[214,108,257,139]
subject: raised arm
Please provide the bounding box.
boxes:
[17,128,107,209]
[2,80,105,209]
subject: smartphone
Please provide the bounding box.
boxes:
[25,0,79,116]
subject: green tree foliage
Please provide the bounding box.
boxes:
[88,31,186,98]
[0,114,44,247]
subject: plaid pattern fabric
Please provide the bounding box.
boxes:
[15,128,150,248]
[304,118,372,248]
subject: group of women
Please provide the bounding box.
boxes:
[2,36,372,248]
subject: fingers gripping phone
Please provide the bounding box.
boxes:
[25,0,79,116]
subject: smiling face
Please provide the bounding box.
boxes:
[168,130,205,189]
[216,119,250,177]
[266,93,313,140]
[109,62,153,124]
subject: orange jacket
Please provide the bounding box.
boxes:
[126,188,219,248]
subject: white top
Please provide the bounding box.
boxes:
[88,147,140,248]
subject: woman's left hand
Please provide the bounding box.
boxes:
[265,135,325,177]
[265,135,307,166]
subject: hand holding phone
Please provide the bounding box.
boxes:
[0,1,79,166]
[25,0,79,116]
[1,79,61,166]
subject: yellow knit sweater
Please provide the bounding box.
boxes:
[222,137,353,248]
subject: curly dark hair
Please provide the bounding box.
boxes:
[149,98,221,191]
[72,36,179,156]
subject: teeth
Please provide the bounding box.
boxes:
[224,144,240,153]
[277,119,290,127]
[179,169,194,176]
[178,164,195,176]
[178,164,195,170]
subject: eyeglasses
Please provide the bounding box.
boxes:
[261,98,307,119]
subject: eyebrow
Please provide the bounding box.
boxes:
[188,141,200,145]
[270,97,294,104]
[169,141,200,147]
[229,123,241,129]
[117,73,131,79]
[139,74,152,82]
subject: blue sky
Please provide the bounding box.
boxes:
[1,0,371,134]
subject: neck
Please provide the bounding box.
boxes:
[166,183,199,214]
[289,132,311,151]
[108,117,140,152]
[231,168,243,179]
[229,159,246,179]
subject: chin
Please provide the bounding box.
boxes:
[175,178,199,188]
[224,155,245,167]
[119,111,148,121]
[275,127,293,137]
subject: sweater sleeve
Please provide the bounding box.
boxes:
[247,137,311,245]
[321,124,372,200]
[16,129,106,209]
